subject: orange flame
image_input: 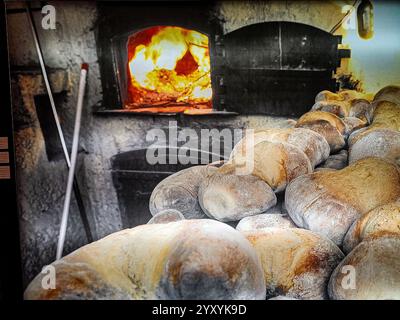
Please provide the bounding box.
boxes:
[126,26,212,111]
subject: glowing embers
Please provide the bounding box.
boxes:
[126,26,212,113]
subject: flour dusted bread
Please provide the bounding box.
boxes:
[373,85,400,105]
[228,139,312,192]
[342,116,367,135]
[296,111,346,135]
[147,209,185,224]
[236,213,296,232]
[349,129,400,165]
[343,202,400,253]
[348,99,374,123]
[149,165,217,219]
[233,128,329,168]
[311,100,350,118]
[285,157,400,245]
[24,219,266,300]
[312,94,373,123]
[316,150,348,170]
[348,100,400,164]
[243,228,344,300]
[295,111,346,152]
[349,100,400,146]
[198,164,277,222]
[328,236,400,300]
[315,89,367,103]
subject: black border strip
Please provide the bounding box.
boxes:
[0,0,23,301]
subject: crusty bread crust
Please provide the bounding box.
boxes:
[25,220,266,300]
[237,128,330,168]
[149,165,217,219]
[198,165,277,222]
[229,140,312,192]
[285,157,400,245]
[343,202,400,253]
[243,228,344,300]
[297,111,347,135]
[373,85,400,106]
[328,236,400,300]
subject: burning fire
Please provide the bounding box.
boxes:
[126,26,212,112]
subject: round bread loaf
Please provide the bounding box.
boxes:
[348,99,374,123]
[349,100,400,147]
[342,117,367,135]
[147,209,185,224]
[349,129,400,165]
[315,90,342,102]
[229,140,312,192]
[316,150,348,171]
[285,157,400,245]
[24,219,266,300]
[311,98,372,124]
[236,213,297,232]
[343,202,400,253]
[233,128,329,168]
[373,85,400,106]
[243,228,344,300]
[198,164,277,222]
[297,111,346,135]
[295,111,346,153]
[315,89,367,103]
[311,100,349,118]
[328,236,400,300]
[149,165,217,219]
[338,89,369,101]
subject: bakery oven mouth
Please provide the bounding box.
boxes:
[121,26,213,114]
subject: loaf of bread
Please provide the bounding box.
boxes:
[232,128,329,168]
[348,99,374,123]
[198,164,277,222]
[285,157,400,245]
[236,213,297,232]
[295,111,346,152]
[228,138,312,192]
[242,228,344,299]
[316,150,348,171]
[348,100,400,146]
[315,89,367,103]
[343,202,400,253]
[297,111,346,135]
[311,99,372,123]
[313,90,373,122]
[311,100,350,118]
[24,220,266,300]
[342,116,367,135]
[149,165,217,219]
[328,236,400,300]
[348,100,400,164]
[373,85,400,106]
[349,129,400,165]
[147,209,185,224]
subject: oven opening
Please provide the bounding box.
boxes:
[123,26,213,114]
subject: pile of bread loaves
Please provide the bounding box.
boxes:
[25,86,400,300]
